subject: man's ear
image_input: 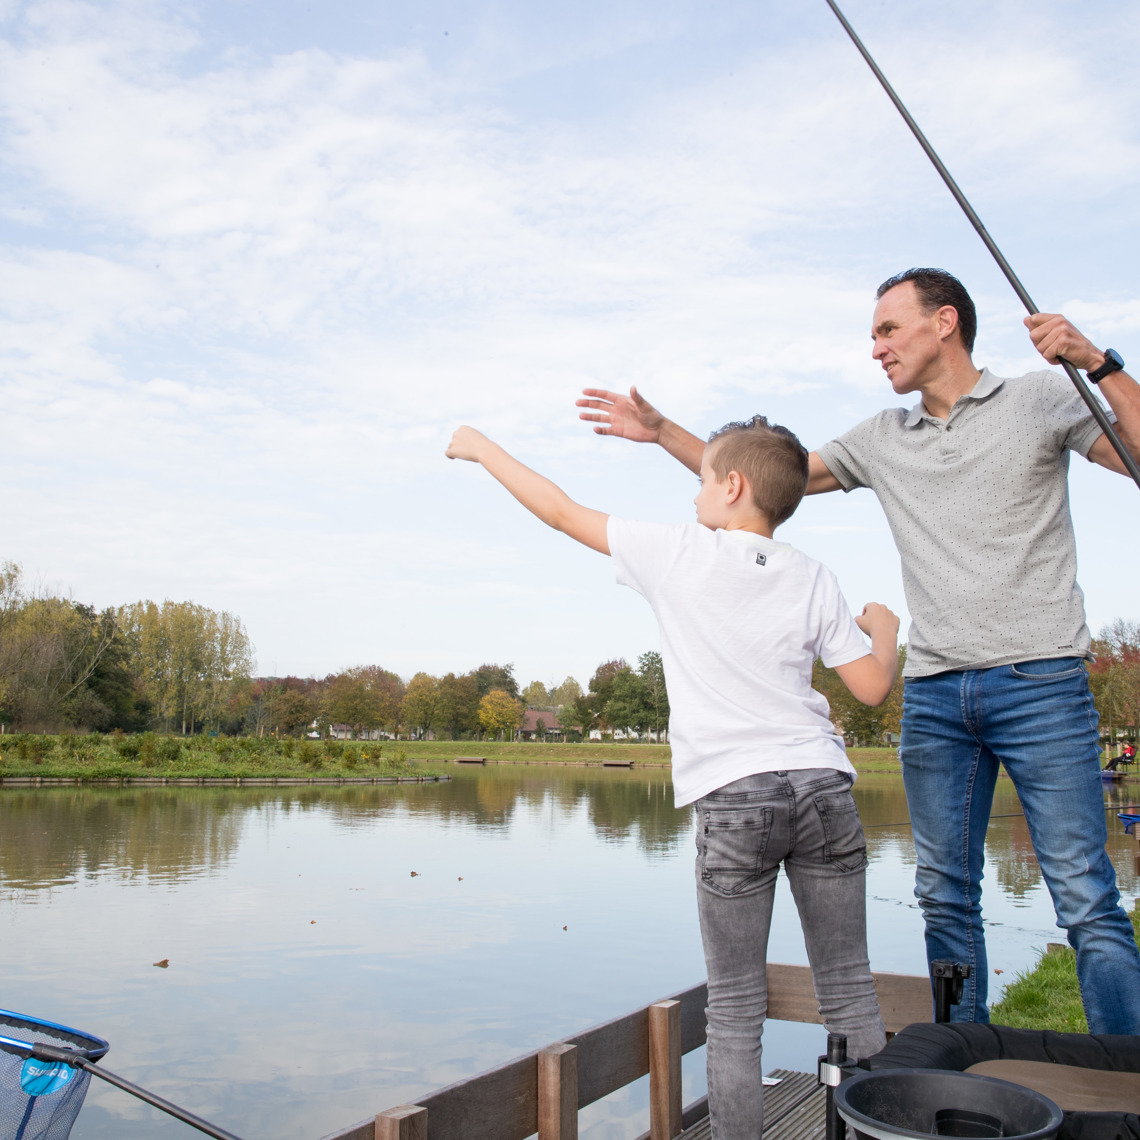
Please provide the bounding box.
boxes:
[936,304,960,344]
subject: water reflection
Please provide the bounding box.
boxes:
[2,770,1139,1140]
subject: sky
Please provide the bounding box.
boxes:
[2,0,1139,690]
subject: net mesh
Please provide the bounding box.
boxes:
[0,1013,106,1140]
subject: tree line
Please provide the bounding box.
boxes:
[5,559,1137,747]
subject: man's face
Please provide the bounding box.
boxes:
[870,281,945,395]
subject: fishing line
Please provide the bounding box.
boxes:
[864,805,1135,830]
[822,0,1140,490]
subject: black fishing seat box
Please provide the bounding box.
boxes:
[866,1022,1140,1140]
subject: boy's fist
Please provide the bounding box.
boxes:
[446,426,489,462]
[855,602,900,639]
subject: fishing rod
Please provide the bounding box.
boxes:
[822,0,1140,492]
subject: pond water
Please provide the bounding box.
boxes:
[2,767,1139,1140]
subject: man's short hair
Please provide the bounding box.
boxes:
[876,267,977,354]
[706,416,809,528]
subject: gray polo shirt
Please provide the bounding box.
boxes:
[816,367,1106,678]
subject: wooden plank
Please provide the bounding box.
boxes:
[455,757,487,764]
[649,1001,682,1140]
[320,970,930,1140]
[538,1044,578,1140]
[374,1106,428,1140]
[413,1054,537,1140]
[765,964,931,1034]
[869,970,932,1033]
[671,1069,821,1140]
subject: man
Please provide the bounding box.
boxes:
[577,267,1140,1032]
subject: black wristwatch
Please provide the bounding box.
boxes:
[1088,348,1125,384]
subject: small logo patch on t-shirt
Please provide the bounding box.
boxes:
[755,553,767,566]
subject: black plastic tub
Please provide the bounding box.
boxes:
[835,1068,1063,1140]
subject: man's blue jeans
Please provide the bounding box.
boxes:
[901,657,1140,1033]
[695,770,885,1139]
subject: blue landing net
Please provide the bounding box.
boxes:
[0,1010,108,1140]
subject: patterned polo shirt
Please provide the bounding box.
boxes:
[816,367,1107,677]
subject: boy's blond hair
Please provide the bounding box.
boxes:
[706,416,809,528]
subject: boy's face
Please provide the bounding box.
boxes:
[694,453,732,530]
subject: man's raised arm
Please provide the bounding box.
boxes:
[1026,313,1140,475]
[576,386,705,473]
[577,385,842,493]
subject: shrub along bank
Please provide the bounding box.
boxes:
[0,732,424,780]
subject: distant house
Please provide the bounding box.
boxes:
[519,707,568,741]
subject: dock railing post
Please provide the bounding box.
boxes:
[539,1042,579,1140]
[648,999,682,1139]
[374,1105,427,1140]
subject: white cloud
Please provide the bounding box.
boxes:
[2,0,1139,680]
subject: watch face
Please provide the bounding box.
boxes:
[1106,348,1125,371]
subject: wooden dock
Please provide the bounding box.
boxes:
[320,963,931,1140]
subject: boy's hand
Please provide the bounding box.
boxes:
[577,386,665,442]
[446,426,490,463]
[855,602,900,641]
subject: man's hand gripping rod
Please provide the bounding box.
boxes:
[823,0,1140,492]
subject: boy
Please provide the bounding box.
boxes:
[446,415,899,1138]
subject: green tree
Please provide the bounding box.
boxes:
[521,679,551,707]
[478,688,523,740]
[812,646,905,746]
[437,672,479,739]
[0,564,123,731]
[549,675,583,709]
[402,672,441,738]
[637,650,670,740]
[603,667,649,736]
[474,663,519,699]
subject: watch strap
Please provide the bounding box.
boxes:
[1088,349,1124,384]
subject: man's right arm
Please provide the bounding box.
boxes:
[577,386,843,492]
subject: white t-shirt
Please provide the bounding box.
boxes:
[608,517,871,807]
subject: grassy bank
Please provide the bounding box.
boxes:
[0,732,431,781]
[402,740,900,773]
[0,733,900,780]
[990,904,1140,1032]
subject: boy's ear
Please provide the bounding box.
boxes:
[725,470,746,504]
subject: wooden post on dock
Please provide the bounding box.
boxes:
[648,1000,682,1139]
[538,1043,578,1140]
[374,1105,427,1140]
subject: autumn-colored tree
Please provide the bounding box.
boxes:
[478,688,523,740]
[812,646,905,746]
[1090,620,1140,741]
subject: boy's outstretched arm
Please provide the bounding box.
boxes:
[833,603,900,706]
[446,426,610,555]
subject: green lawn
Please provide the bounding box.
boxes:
[990,904,1140,1032]
[0,732,900,779]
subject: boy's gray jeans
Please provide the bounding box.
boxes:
[695,769,886,1139]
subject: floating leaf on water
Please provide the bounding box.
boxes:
[153,959,170,968]
[410,871,420,877]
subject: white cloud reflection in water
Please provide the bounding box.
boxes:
[2,769,1136,1138]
